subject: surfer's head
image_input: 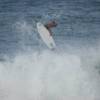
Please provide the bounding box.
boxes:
[47,20,57,27]
[52,21,57,27]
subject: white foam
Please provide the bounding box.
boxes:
[0,50,100,100]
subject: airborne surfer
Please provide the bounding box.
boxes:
[45,20,57,36]
[37,21,57,49]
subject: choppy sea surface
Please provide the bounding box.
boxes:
[0,0,100,99]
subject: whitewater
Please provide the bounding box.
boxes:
[0,0,100,99]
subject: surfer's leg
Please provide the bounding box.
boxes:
[45,25,49,29]
[48,29,52,36]
[45,25,52,36]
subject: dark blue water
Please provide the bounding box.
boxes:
[0,0,100,99]
[0,0,100,54]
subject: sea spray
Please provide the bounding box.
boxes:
[0,50,99,100]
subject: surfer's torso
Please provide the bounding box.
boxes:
[45,21,57,35]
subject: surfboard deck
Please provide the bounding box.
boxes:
[37,22,56,49]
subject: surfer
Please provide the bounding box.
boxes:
[45,20,57,36]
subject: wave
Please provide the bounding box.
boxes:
[0,49,100,100]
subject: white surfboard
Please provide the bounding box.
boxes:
[37,22,56,49]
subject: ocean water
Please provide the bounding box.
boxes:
[0,0,100,99]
